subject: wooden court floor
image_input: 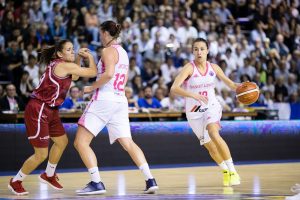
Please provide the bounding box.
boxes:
[0,162,299,199]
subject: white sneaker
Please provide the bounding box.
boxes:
[291,183,300,193]
[286,193,300,200]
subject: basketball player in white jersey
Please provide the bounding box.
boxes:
[171,38,241,186]
[74,21,158,195]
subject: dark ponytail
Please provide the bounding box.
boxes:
[100,20,121,38]
[39,39,71,66]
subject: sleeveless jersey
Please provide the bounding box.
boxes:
[31,59,72,107]
[184,61,219,114]
[92,44,128,102]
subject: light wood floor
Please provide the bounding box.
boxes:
[0,162,299,199]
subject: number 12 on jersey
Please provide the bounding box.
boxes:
[113,73,126,91]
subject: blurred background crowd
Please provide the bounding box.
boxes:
[0,0,299,119]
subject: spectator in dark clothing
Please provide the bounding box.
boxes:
[274,76,288,102]
[0,84,25,112]
[4,41,24,87]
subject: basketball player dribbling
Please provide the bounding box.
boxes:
[171,38,241,187]
[8,40,97,195]
[74,21,158,195]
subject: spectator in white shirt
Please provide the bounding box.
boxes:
[150,17,170,44]
[24,55,40,88]
[221,48,238,74]
[160,57,177,85]
[160,92,184,112]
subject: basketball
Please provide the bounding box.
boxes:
[236,82,260,105]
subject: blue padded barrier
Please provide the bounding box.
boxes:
[0,120,299,171]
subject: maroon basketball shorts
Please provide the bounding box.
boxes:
[24,98,66,148]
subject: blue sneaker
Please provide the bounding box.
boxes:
[76,181,106,195]
[144,178,159,194]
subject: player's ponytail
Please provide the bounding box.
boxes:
[100,20,122,38]
[39,39,70,66]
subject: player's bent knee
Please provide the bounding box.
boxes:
[209,132,222,142]
[34,151,48,162]
[119,138,134,152]
[73,140,80,151]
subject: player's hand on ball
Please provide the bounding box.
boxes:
[83,86,93,94]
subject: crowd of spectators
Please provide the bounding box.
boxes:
[0,0,299,116]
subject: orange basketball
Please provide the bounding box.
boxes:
[236,82,260,105]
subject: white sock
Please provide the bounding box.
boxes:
[139,163,153,180]
[225,158,237,173]
[45,161,57,177]
[13,170,27,182]
[88,167,101,183]
[218,161,229,171]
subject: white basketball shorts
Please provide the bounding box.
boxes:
[78,100,131,144]
[186,102,222,145]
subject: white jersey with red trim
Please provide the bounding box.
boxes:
[184,61,220,115]
[92,44,128,102]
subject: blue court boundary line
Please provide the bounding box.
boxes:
[1,159,299,176]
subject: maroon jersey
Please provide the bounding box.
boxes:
[31,59,72,107]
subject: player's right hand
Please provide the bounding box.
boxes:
[192,93,208,104]
[78,48,90,58]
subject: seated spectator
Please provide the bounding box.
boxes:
[49,16,66,42]
[221,89,234,109]
[0,85,4,98]
[0,84,25,112]
[19,71,34,104]
[160,57,177,85]
[271,33,290,58]
[144,41,165,65]
[131,75,143,98]
[138,86,162,111]
[59,86,83,112]
[160,92,184,112]
[215,89,231,112]
[128,43,143,68]
[127,57,141,87]
[172,48,184,69]
[154,87,165,101]
[84,5,99,44]
[263,91,274,109]
[24,55,39,88]
[125,87,139,112]
[274,76,288,102]
[22,44,38,65]
[4,41,24,87]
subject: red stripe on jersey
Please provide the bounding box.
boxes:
[190,105,198,112]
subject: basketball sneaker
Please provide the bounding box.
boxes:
[144,178,159,194]
[230,172,241,186]
[286,193,300,200]
[8,178,29,195]
[76,181,106,195]
[39,172,63,190]
[291,183,300,193]
[223,170,230,186]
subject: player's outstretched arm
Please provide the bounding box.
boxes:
[62,52,97,78]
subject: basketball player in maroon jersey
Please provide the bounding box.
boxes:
[8,40,97,195]
[171,38,241,186]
